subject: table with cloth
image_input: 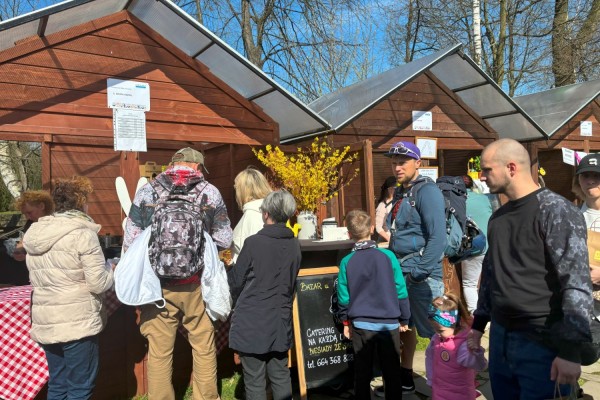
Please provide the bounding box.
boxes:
[0,285,230,400]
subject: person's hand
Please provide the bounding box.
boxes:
[12,242,26,261]
[551,357,581,385]
[399,324,410,332]
[591,267,600,286]
[467,329,483,351]
[343,325,352,340]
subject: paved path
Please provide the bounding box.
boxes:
[310,331,600,400]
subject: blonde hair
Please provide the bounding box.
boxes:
[52,176,93,212]
[431,292,472,334]
[14,190,54,215]
[345,210,371,240]
[234,167,272,209]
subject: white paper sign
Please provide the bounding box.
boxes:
[113,109,147,152]
[418,167,438,180]
[562,147,588,165]
[412,111,432,131]
[107,78,150,111]
[581,121,593,136]
[562,148,575,165]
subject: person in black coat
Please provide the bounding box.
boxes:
[228,190,302,400]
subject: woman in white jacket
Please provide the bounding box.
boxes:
[231,167,272,263]
[23,176,114,400]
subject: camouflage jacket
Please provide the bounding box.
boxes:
[472,188,592,363]
[123,166,232,252]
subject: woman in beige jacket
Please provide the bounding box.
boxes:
[23,176,114,400]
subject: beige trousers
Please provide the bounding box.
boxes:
[140,283,219,400]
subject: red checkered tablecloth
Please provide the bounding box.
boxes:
[0,285,229,400]
[0,286,47,400]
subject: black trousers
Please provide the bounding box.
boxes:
[239,351,292,400]
[351,327,402,400]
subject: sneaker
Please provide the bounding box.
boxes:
[400,368,416,394]
[373,386,385,398]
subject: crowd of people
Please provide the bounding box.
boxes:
[3,138,598,400]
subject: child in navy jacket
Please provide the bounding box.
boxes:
[337,210,411,400]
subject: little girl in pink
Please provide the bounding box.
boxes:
[425,293,487,400]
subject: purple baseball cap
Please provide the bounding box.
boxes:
[384,141,421,160]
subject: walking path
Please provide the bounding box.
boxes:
[310,330,600,399]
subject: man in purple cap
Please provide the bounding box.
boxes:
[384,141,446,394]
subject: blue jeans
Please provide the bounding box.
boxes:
[42,335,99,400]
[406,276,444,338]
[489,322,571,400]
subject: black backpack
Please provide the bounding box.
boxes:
[148,179,208,279]
[405,176,485,263]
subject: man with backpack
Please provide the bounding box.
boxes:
[385,141,446,394]
[124,147,232,400]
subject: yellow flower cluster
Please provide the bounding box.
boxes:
[253,137,360,213]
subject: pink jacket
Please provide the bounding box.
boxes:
[425,329,487,400]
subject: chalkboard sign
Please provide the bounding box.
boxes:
[293,267,353,399]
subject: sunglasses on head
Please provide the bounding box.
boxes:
[389,143,419,157]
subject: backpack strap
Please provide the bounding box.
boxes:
[407,178,435,208]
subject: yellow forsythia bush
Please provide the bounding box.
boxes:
[253,137,360,213]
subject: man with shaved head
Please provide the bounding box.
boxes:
[469,138,593,398]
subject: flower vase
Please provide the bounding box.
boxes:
[297,210,318,240]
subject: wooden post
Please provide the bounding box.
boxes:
[41,135,52,191]
[292,294,308,400]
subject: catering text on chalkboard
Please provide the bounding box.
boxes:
[293,267,353,396]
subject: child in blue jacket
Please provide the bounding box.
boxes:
[337,210,411,400]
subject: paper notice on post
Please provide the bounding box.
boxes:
[562,147,588,165]
[581,121,593,136]
[107,79,150,111]
[412,111,432,131]
[562,148,575,165]
[113,109,147,152]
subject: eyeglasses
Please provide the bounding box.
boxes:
[388,143,419,158]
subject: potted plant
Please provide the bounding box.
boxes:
[253,137,359,239]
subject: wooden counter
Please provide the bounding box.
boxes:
[298,239,354,269]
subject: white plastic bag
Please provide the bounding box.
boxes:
[114,227,165,307]
[201,231,232,321]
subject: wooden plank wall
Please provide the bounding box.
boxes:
[536,103,600,151]
[0,11,281,234]
[50,142,122,235]
[539,150,576,201]
[0,12,275,145]
[332,73,496,151]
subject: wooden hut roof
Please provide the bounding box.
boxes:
[514,79,600,138]
[300,44,547,143]
[0,0,330,138]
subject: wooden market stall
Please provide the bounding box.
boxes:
[514,80,600,201]
[0,0,329,398]
[283,44,545,223]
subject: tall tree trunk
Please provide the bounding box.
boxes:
[195,0,202,24]
[491,0,507,84]
[0,140,24,198]
[472,0,482,66]
[552,0,575,86]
